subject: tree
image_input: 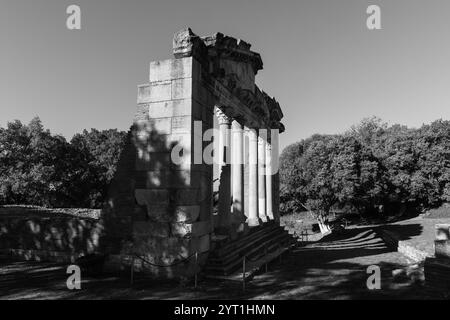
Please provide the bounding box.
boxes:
[0,117,88,207]
[0,119,127,208]
[70,129,127,207]
[279,117,450,230]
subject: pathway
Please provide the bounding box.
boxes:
[0,227,437,299]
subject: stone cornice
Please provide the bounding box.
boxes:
[201,33,263,75]
[172,27,284,132]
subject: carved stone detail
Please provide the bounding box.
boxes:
[214,107,233,125]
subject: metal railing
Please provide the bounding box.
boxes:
[130,251,199,289]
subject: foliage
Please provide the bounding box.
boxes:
[0,118,127,208]
[280,117,450,219]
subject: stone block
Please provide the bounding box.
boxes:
[190,234,210,253]
[134,104,149,122]
[133,221,170,238]
[166,133,192,151]
[171,116,192,134]
[134,236,190,261]
[144,205,200,223]
[148,81,172,102]
[171,220,212,238]
[149,57,193,83]
[172,78,192,100]
[137,85,151,104]
[135,189,169,206]
[136,170,195,189]
[171,150,192,171]
[148,99,192,119]
[435,240,450,259]
[172,189,200,205]
[173,206,200,223]
[144,205,169,221]
[142,132,191,154]
[149,118,172,135]
[143,171,168,188]
[135,152,171,171]
[436,224,450,240]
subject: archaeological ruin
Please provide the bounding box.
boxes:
[0,28,290,280]
[102,28,289,278]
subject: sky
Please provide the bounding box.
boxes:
[1,0,450,151]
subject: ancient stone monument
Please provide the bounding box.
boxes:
[102,28,286,278]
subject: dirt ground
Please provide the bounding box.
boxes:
[0,227,443,300]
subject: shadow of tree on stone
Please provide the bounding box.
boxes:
[101,119,201,280]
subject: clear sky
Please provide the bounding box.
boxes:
[1,0,450,151]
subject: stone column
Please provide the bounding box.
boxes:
[215,107,232,234]
[247,127,259,227]
[271,128,280,222]
[265,135,274,220]
[258,130,267,223]
[232,120,245,230]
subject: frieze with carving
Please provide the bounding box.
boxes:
[173,28,284,131]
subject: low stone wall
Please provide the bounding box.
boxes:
[377,228,431,262]
[0,206,103,263]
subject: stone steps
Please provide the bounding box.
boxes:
[210,223,279,257]
[203,223,296,277]
[205,246,291,282]
[207,229,289,268]
[210,225,279,260]
[206,234,291,275]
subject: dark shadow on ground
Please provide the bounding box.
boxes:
[0,226,440,300]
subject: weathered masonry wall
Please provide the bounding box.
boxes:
[0,207,102,262]
[103,56,214,278]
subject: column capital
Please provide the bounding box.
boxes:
[245,127,258,142]
[270,121,285,134]
[244,126,258,132]
[258,135,266,145]
[231,119,244,131]
[214,107,232,125]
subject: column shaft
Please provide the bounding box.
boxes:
[265,139,274,220]
[258,131,267,222]
[232,121,245,227]
[247,128,259,227]
[271,128,280,222]
[215,107,232,233]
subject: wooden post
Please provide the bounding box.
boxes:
[242,256,246,292]
[194,252,198,289]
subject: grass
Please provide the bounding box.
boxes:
[280,211,316,230]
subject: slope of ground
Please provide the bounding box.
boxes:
[0,227,440,300]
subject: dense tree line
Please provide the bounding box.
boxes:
[280,117,450,220]
[0,117,127,208]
